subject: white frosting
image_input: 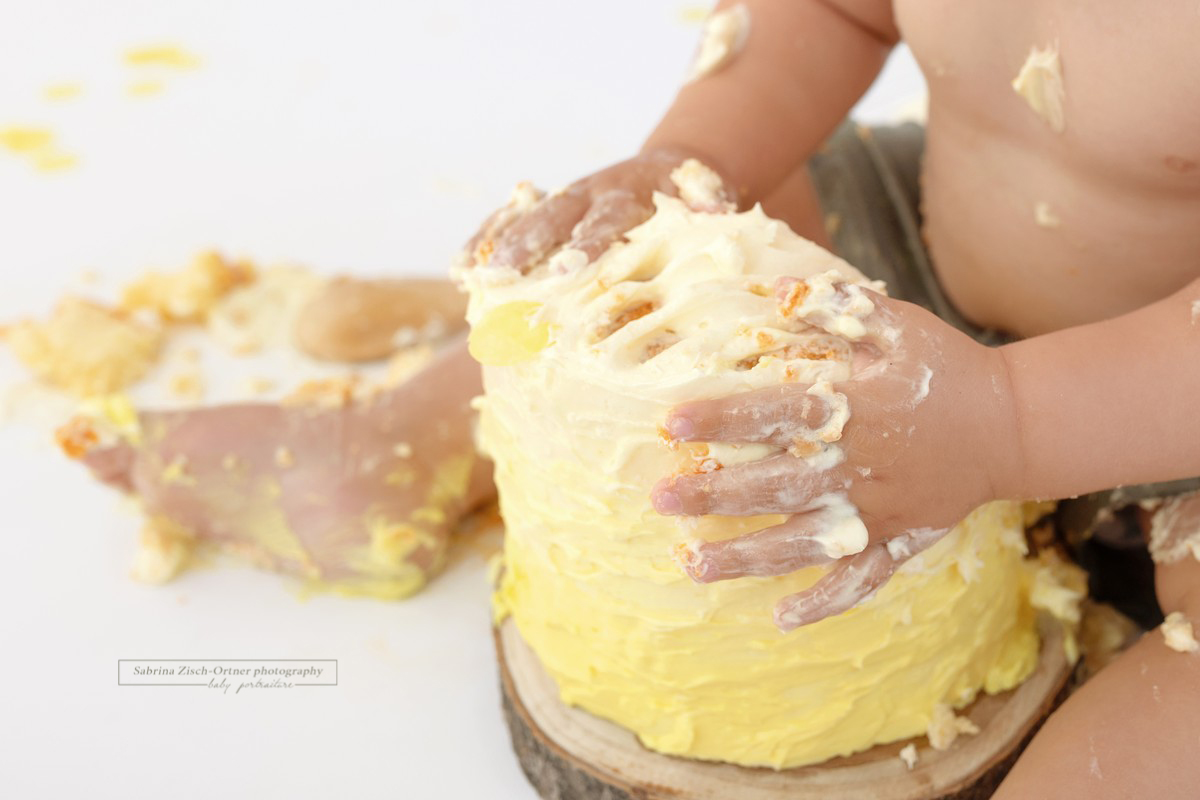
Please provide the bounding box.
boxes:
[778,269,886,341]
[670,158,734,212]
[1148,491,1200,564]
[1161,611,1199,654]
[1033,201,1061,229]
[687,4,751,82]
[1012,43,1066,133]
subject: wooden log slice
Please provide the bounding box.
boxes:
[497,617,1073,800]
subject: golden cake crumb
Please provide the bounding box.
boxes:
[5,297,162,396]
[122,251,256,323]
[168,370,205,400]
[926,703,979,751]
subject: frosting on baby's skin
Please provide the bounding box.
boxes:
[1161,612,1199,653]
[1012,43,1066,133]
[803,493,868,560]
[687,4,750,82]
[1148,492,1200,564]
[1034,201,1061,229]
[670,158,734,212]
[464,172,1046,768]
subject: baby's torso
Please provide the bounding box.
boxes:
[895,0,1200,337]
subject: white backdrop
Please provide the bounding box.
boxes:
[0,2,923,797]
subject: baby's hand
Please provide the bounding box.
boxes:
[464,147,735,273]
[652,281,1020,630]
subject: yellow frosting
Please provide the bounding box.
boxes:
[462,193,1043,768]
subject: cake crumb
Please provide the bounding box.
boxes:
[122,251,256,323]
[161,455,196,486]
[393,442,413,459]
[927,703,979,750]
[243,377,276,396]
[898,743,918,770]
[168,370,205,400]
[131,519,194,584]
[1161,611,1199,653]
[4,297,162,396]
[274,446,296,469]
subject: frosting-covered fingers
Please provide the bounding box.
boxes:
[674,510,838,583]
[464,181,546,267]
[773,544,894,631]
[564,188,654,264]
[490,190,590,272]
[665,383,828,446]
[772,525,948,631]
[652,452,845,516]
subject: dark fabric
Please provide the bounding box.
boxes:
[807,120,1200,627]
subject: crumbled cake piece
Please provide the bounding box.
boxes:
[1161,611,1199,654]
[131,518,194,584]
[122,251,255,323]
[898,743,919,770]
[926,703,979,751]
[5,297,162,396]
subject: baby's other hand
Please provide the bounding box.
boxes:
[652,280,1021,629]
[464,148,736,273]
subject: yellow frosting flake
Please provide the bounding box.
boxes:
[467,301,552,366]
[466,190,1044,768]
[123,45,202,69]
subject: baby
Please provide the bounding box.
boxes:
[76,1,1200,795]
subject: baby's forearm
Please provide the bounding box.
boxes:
[643,0,896,205]
[998,277,1200,501]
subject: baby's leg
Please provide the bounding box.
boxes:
[995,494,1200,799]
[69,339,494,598]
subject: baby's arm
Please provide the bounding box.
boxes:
[645,0,898,204]
[996,276,1200,501]
[473,0,897,273]
[995,526,1200,799]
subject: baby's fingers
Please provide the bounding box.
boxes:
[674,510,837,583]
[490,191,590,272]
[773,544,893,631]
[652,453,846,516]
[665,384,827,446]
[772,526,947,631]
[564,188,653,263]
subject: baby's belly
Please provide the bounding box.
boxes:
[920,115,1200,339]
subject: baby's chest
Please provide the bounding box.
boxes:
[895,0,1200,184]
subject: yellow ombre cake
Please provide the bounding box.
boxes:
[460,188,1043,769]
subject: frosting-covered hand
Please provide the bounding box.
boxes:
[463,148,736,273]
[652,279,1019,630]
